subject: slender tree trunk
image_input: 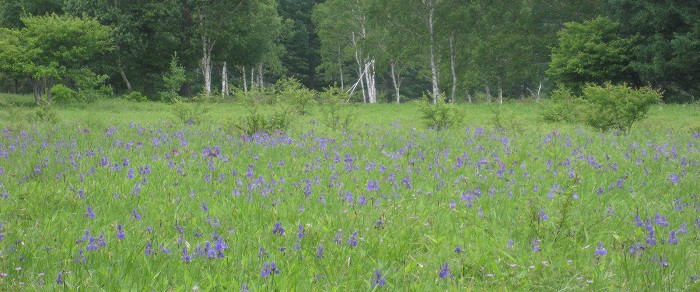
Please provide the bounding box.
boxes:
[467,91,472,103]
[427,0,439,103]
[257,63,264,88]
[250,66,255,89]
[364,59,377,103]
[498,85,503,104]
[32,79,42,105]
[119,67,132,92]
[338,46,344,90]
[351,32,367,103]
[449,33,457,103]
[390,61,401,104]
[222,62,228,97]
[485,85,492,103]
[241,66,248,93]
[200,34,213,96]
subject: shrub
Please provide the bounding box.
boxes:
[51,84,77,103]
[29,101,59,123]
[73,69,112,103]
[541,88,586,123]
[123,91,148,102]
[418,94,464,130]
[275,77,316,115]
[491,105,523,132]
[172,99,209,125]
[232,108,292,136]
[582,83,661,132]
[318,86,354,131]
[160,53,186,102]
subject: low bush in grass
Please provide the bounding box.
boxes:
[582,83,661,132]
[417,94,464,130]
[542,83,661,132]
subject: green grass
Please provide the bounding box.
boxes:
[0,94,699,290]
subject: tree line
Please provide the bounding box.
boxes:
[0,0,697,104]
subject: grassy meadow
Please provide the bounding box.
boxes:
[1,94,699,290]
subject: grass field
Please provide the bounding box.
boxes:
[1,94,699,290]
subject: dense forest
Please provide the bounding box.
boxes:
[0,0,698,103]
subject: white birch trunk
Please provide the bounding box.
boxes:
[119,66,132,92]
[485,85,492,103]
[498,87,503,104]
[250,66,255,89]
[427,0,439,103]
[257,63,264,88]
[390,61,401,104]
[449,33,457,103]
[352,32,367,103]
[222,62,228,97]
[200,34,213,96]
[241,66,248,93]
[365,59,377,103]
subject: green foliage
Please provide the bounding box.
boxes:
[418,94,464,130]
[50,84,77,103]
[160,53,186,102]
[29,101,59,123]
[123,91,148,102]
[547,17,634,94]
[171,99,209,126]
[275,77,317,115]
[72,69,112,102]
[0,13,112,104]
[541,88,586,123]
[232,107,292,136]
[318,86,354,131]
[490,105,523,132]
[582,83,661,132]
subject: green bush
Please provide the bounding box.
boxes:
[418,94,464,130]
[318,86,354,131]
[29,101,59,123]
[541,87,586,123]
[172,99,209,125]
[275,77,316,115]
[51,84,77,103]
[123,91,148,102]
[582,83,661,132]
[72,69,112,103]
[160,53,186,102]
[232,107,292,136]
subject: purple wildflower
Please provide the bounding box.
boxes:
[506,239,514,249]
[316,245,324,258]
[634,214,643,227]
[654,213,669,226]
[334,231,343,244]
[372,269,386,286]
[454,245,463,253]
[84,205,95,219]
[594,242,607,256]
[539,209,548,221]
[144,241,153,255]
[297,224,304,240]
[272,222,285,235]
[348,231,358,248]
[439,261,451,279]
[55,271,63,284]
[201,201,209,212]
[678,222,688,235]
[667,230,679,245]
[182,248,191,263]
[260,262,280,278]
[131,209,142,220]
[532,239,541,252]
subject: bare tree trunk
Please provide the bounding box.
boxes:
[364,59,377,103]
[390,61,402,104]
[427,0,439,103]
[351,32,367,103]
[449,33,457,103]
[200,34,213,96]
[241,66,248,93]
[338,47,344,90]
[250,66,255,89]
[222,62,228,98]
[119,66,132,92]
[467,91,472,103]
[32,79,42,105]
[485,85,492,103]
[257,63,264,88]
[498,86,503,104]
